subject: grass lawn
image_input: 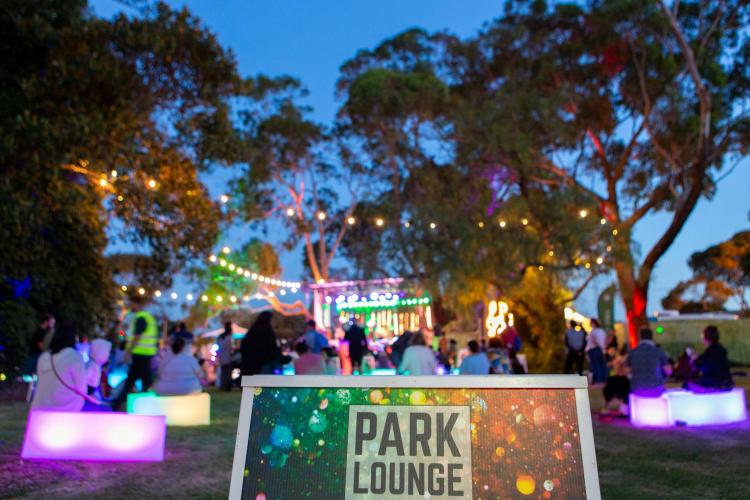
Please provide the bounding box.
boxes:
[1,379,749,499]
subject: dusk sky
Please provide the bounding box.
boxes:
[92,0,749,319]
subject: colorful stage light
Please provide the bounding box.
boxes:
[21,411,166,461]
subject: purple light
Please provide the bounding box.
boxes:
[630,388,747,427]
[22,410,166,461]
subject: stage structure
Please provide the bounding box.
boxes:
[309,277,432,337]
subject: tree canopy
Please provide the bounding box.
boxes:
[0,0,245,371]
[662,230,750,312]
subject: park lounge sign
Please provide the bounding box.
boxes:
[346,405,471,497]
[230,376,600,499]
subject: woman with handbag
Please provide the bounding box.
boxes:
[31,324,88,412]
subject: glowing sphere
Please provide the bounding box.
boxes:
[335,389,351,404]
[544,479,554,491]
[308,412,327,433]
[409,391,426,405]
[270,425,293,450]
[533,405,555,426]
[369,390,384,404]
[516,474,536,495]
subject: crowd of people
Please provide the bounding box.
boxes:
[23,297,734,420]
[26,296,209,413]
[574,321,736,417]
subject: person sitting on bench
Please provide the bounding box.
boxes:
[31,324,87,412]
[688,325,733,393]
[152,337,204,396]
[626,327,672,397]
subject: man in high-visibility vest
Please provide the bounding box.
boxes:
[113,295,159,410]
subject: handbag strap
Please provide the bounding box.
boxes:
[50,352,103,406]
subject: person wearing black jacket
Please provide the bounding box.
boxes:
[241,311,281,375]
[688,325,733,392]
[344,323,368,374]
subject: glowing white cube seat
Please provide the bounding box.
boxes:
[630,388,747,427]
[129,392,211,426]
[22,410,166,461]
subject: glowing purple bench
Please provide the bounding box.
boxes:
[630,388,747,427]
[21,410,166,461]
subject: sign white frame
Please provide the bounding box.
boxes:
[229,375,600,500]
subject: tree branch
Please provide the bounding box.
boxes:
[658,0,712,154]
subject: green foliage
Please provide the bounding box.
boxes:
[662,231,750,312]
[506,269,571,373]
[0,1,245,372]
[191,239,281,319]
[0,174,115,371]
[335,0,750,344]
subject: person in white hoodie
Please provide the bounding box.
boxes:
[31,324,87,412]
[86,338,112,396]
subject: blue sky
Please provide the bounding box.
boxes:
[92,0,749,319]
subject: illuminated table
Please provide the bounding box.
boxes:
[129,392,211,426]
[630,388,747,427]
[22,410,166,461]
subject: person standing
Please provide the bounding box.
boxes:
[172,322,194,345]
[218,322,235,391]
[398,332,436,375]
[626,327,672,397]
[302,320,329,354]
[241,311,281,375]
[586,318,608,385]
[459,340,491,375]
[564,321,586,375]
[344,322,368,374]
[499,325,522,353]
[113,297,159,410]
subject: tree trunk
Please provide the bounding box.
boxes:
[615,260,649,348]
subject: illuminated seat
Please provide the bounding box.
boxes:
[128,392,211,426]
[22,410,166,461]
[630,388,747,427]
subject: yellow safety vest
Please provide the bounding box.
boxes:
[128,311,158,356]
